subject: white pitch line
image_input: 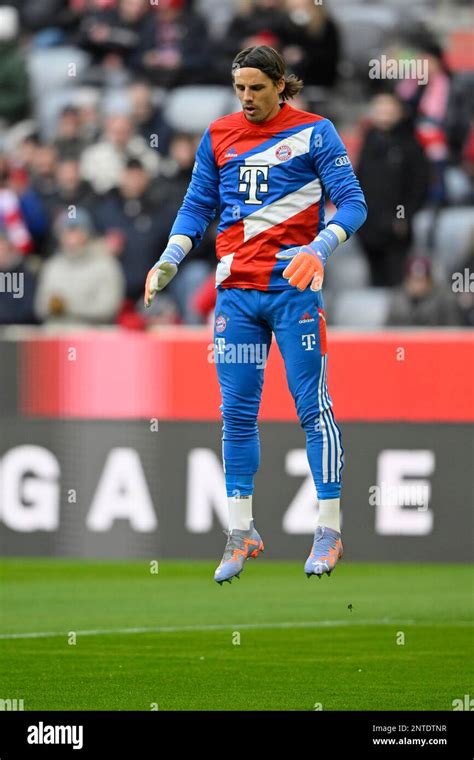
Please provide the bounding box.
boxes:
[1,619,471,641]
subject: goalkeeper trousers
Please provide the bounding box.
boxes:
[213,286,344,500]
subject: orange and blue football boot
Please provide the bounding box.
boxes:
[304,525,343,578]
[214,520,264,584]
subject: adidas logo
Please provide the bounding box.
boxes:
[299,312,315,324]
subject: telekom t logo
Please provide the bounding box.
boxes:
[215,337,226,354]
[302,334,316,351]
[239,165,269,204]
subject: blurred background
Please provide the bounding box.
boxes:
[0,0,472,561]
[0,0,472,331]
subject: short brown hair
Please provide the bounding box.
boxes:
[232,45,304,101]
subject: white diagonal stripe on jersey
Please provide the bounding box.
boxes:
[243,178,322,242]
[244,126,314,167]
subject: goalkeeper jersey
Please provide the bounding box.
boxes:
[169,102,367,291]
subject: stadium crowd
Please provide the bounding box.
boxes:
[0,0,472,330]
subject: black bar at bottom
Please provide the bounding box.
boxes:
[0,711,471,757]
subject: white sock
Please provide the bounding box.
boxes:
[317,498,341,532]
[228,495,253,531]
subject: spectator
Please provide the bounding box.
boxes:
[20,0,81,47]
[0,6,30,125]
[0,156,34,254]
[157,132,197,208]
[385,256,462,327]
[54,105,87,160]
[216,0,286,81]
[280,0,340,88]
[80,112,160,193]
[74,87,102,145]
[34,207,125,326]
[8,162,49,253]
[94,158,170,301]
[0,227,38,325]
[78,0,154,74]
[129,80,173,156]
[50,156,97,211]
[42,157,99,253]
[357,93,430,287]
[15,131,41,173]
[30,143,58,200]
[139,0,212,87]
[397,38,470,204]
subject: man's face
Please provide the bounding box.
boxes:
[370,95,402,131]
[106,115,132,149]
[58,111,80,138]
[56,160,80,191]
[120,167,148,198]
[406,273,431,298]
[233,67,285,123]
[170,136,195,170]
[60,227,89,253]
[120,0,147,22]
[33,146,57,176]
[130,83,152,119]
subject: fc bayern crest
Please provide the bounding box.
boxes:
[215,314,227,333]
[275,144,292,161]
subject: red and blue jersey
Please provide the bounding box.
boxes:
[169,102,367,291]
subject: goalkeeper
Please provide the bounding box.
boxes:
[145,45,367,585]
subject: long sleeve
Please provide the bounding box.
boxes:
[169,128,220,246]
[310,119,368,238]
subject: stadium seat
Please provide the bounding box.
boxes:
[26,46,90,99]
[195,0,236,40]
[163,86,240,133]
[413,207,473,274]
[26,47,91,139]
[324,236,370,292]
[331,288,391,327]
[331,6,399,76]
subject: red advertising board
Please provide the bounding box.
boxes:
[20,329,474,422]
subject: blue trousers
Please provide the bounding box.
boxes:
[213,287,344,500]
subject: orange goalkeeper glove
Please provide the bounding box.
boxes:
[275,228,341,291]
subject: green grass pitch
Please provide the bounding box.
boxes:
[0,559,472,711]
